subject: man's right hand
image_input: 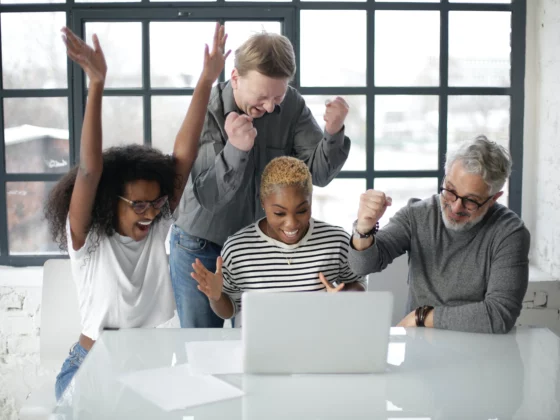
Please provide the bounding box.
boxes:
[225,112,257,152]
[356,190,392,234]
[191,257,224,302]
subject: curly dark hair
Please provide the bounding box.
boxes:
[45,144,179,253]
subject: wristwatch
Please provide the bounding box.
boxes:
[352,219,379,239]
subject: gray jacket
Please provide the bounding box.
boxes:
[175,81,351,245]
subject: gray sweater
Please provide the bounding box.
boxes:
[348,195,531,334]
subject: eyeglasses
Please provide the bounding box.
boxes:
[118,195,168,214]
[439,187,494,212]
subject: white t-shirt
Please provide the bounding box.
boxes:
[66,216,176,341]
[222,218,365,318]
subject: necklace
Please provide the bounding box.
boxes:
[266,223,295,265]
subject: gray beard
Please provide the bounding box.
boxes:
[440,199,485,232]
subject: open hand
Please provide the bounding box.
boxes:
[61,27,106,84]
[191,257,224,302]
[201,22,231,84]
[319,272,345,293]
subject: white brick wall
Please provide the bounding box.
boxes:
[0,270,57,420]
[524,0,560,277]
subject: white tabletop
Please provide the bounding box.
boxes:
[54,327,560,420]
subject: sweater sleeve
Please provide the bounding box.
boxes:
[434,227,530,334]
[348,201,413,276]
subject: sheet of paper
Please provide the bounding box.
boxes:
[118,364,244,411]
[186,340,243,375]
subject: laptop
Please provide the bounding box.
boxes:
[241,291,393,374]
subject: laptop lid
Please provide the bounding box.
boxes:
[241,291,393,374]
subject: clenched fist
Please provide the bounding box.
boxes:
[356,190,392,234]
[225,112,257,152]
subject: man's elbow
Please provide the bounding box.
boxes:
[489,307,520,334]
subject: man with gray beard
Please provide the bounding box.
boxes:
[348,136,530,334]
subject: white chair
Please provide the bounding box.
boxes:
[366,255,410,326]
[19,259,82,420]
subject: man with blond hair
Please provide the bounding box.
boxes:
[171,31,352,328]
[349,136,530,334]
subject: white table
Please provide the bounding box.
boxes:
[53,327,560,419]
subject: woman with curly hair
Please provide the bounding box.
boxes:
[46,23,230,400]
[191,156,365,326]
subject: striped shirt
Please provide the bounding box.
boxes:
[221,218,364,316]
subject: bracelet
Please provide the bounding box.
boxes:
[415,305,434,327]
[352,220,379,239]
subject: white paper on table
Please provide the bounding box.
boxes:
[118,364,244,411]
[186,340,243,375]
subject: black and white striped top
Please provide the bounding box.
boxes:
[222,218,365,315]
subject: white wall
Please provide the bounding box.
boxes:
[0,267,56,420]
[523,0,560,277]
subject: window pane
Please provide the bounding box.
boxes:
[1,13,67,89]
[313,179,366,235]
[85,23,142,88]
[375,11,439,87]
[447,95,510,207]
[305,0,364,3]
[226,0,288,2]
[152,96,192,154]
[303,95,366,171]
[447,95,510,151]
[375,96,439,170]
[77,0,138,3]
[101,97,143,149]
[300,11,366,87]
[152,0,213,3]
[449,12,511,87]
[377,0,439,3]
[1,0,63,4]
[374,178,438,227]
[151,23,216,88]
[224,21,282,77]
[4,98,69,174]
[7,182,58,254]
[450,0,509,3]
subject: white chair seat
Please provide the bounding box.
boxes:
[19,259,81,419]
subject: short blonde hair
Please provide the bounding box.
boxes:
[234,32,296,80]
[260,157,312,201]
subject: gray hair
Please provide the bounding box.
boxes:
[445,135,512,195]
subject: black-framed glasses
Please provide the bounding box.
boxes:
[439,187,494,212]
[118,195,168,214]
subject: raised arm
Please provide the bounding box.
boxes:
[63,27,107,251]
[170,22,230,212]
[292,96,351,187]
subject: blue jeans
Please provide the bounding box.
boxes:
[55,342,89,400]
[169,224,225,328]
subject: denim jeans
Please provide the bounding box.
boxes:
[169,224,225,328]
[55,342,89,400]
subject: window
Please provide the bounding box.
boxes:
[0,0,526,266]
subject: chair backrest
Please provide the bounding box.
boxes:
[40,259,82,369]
[366,255,410,326]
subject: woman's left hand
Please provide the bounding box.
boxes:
[319,272,345,293]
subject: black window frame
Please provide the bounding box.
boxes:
[0,0,526,267]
